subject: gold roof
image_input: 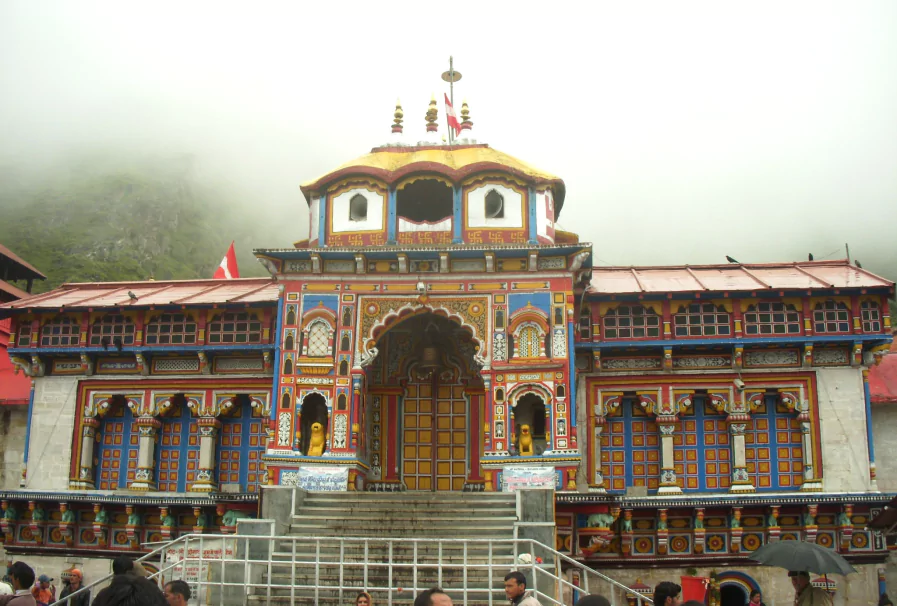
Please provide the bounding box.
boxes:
[300,144,566,213]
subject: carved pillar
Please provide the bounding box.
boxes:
[693,508,706,553]
[92,504,109,547]
[591,419,606,492]
[28,501,45,545]
[727,417,755,493]
[130,417,161,491]
[58,503,74,547]
[620,509,634,556]
[838,504,854,553]
[766,506,781,543]
[71,417,100,490]
[656,509,669,554]
[658,420,682,495]
[729,507,743,552]
[190,418,221,492]
[125,505,141,548]
[160,506,174,541]
[803,504,819,543]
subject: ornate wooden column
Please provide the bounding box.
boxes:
[131,417,161,491]
[644,390,683,495]
[719,390,755,493]
[189,396,222,492]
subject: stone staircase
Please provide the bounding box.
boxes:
[248,491,520,605]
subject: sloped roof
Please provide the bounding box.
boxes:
[588,260,894,295]
[0,243,46,281]
[0,280,31,301]
[300,144,566,216]
[0,277,278,312]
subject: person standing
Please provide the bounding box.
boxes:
[748,589,766,606]
[355,591,373,605]
[653,581,682,606]
[162,581,190,606]
[503,572,542,606]
[57,570,89,606]
[413,588,452,606]
[789,571,832,606]
[0,562,37,606]
[30,576,54,606]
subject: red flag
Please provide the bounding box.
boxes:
[213,241,240,279]
[444,94,461,137]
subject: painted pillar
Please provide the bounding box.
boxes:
[270,292,285,448]
[465,387,484,482]
[527,187,538,245]
[130,417,161,491]
[591,418,606,492]
[451,186,463,244]
[727,416,755,493]
[863,369,877,486]
[21,380,35,487]
[387,187,398,245]
[386,393,400,482]
[657,417,683,495]
[71,417,100,490]
[317,195,328,245]
[191,418,222,492]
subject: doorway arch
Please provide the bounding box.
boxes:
[720,584,747,606]
[299,393,328,456]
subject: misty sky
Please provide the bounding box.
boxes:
[2,1,896,275]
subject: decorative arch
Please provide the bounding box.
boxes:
[507,383,554,409]
[508,306,549,334]
[304,318,334,357]
[511,321,546,359]
[715,571,760,596]
[362,299,488,363]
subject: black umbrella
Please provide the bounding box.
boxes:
[749,541,856,576]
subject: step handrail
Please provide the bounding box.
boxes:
[56,533,653,606]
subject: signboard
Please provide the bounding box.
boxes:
[281,466,350,491]
[164,539,236,605]
[501,466,557,492]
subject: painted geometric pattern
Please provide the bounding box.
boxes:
[218,421,244,487]
[157,408,199,492]
[674,417,701,490]
[744,401,803,490]
[600,413,626,492]
[702,416,731,490]
[245,418,267,492]
[403,381,467,491]
[630,405,660,490]
[97,408,138,490]
[218,408,268,492]
[307,321,331,357]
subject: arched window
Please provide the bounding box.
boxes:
[673,303,731,337]
[337,393,347,411]
[602,305,661,339]
[554,307,564,326]
[349,194,368,222]
[342,307,353,327]
[484,189,504,219]
[339,360,349,375]
[145,313,197,345]
[495,310,505,329]
[208,311,263,344]
[89,314,136,347]
[557,385,566,399]
[813,301,850,334]
[285,306,296,326]
[40,317,80,347]
[340,333,351,352]
[281,392,291,409]
[861,301,882,333]
[306,321,331,357]
[284,333,295,350]
[495,388,505,402]
[743,302,801,335]
[283,357,293,375]
[516,325,541,358]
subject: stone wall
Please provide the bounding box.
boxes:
[815,367,873,493]
[25,377,79,490]
[872,403,897,492]
[585,562,882,606]
[0,406,28,490]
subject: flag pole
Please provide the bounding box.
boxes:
[442,56,462,145]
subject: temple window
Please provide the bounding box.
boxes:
[673,303,731,337]
[283,357,293,375]
[208,311,263,344]
[89,314,136,347]
[340,333,351,351]
[602,305,661,339]
[484,189,504,219]
[156,395,199,492]
[396,179,453,222]
[281,392,291,408]
[40,316,80,347]
[16,323,31,347]
[284,333,295,350]
[145,313,197,345]
[306,320,332,357]
[285,306,297,326]
[861,300,882,333]
[674,397,730,492]
[339,360,349,375]
[578,307,591,339]
[812,300,850,334]
[349,194,368,222]
[743,302,801,335]
[342,307,353,327]
[515,324,542,358]
[495,310,505,329]
[600,400,660,492]
[217,395,267,493]
[744,395,803,491]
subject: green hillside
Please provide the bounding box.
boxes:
[0,157,284,294]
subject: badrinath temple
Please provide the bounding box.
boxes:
[0,97,895,605]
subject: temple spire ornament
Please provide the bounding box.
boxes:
[392,99,404,135]
[458,98,475,143]
[425,95,438,133]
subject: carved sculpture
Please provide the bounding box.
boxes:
[518,424,534,456]
[308,422,326,456]
[222,510,251,527]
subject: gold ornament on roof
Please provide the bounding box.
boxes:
[461,99,472,127]
[425,94,438,131]
[392,98,404,133]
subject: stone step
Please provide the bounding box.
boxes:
[297,505,517,516]
[289,516,517,528]
[269,551,517,564]
[286,527,514,538]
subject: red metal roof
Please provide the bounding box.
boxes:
[0,243,46,280]
[869,336,897,405]
[0,280,31,301]
[0,277,278,311]
[588,260,894,295]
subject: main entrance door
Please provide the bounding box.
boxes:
[403,374,467,491]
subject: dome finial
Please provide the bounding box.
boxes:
[458,98,474,142]
[392,98,404,134]
[425,94,439,134]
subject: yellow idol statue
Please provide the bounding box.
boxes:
[308,422,326,456]
[518,424,534,456]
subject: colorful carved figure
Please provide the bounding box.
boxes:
[94,509,108,524]
[518,424,534,456]
[308,422,326,456]
[61,508,75,524]
[222,510,251,527]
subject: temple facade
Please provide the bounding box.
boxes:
[0,101,894,603]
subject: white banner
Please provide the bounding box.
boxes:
[164,539,236,605]
[501,466,557,491]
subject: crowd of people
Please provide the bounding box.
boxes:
[0,560,865,606]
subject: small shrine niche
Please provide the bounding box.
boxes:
[514,393,547,455]
[299,393,329,456]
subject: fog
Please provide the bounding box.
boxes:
[1,1,896,279]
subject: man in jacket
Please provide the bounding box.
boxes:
[504,572,542,606]
[57,570,89,606]
[0,562,37,606]
[790,571,833,606]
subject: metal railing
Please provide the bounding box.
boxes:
[57,533,652,606]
